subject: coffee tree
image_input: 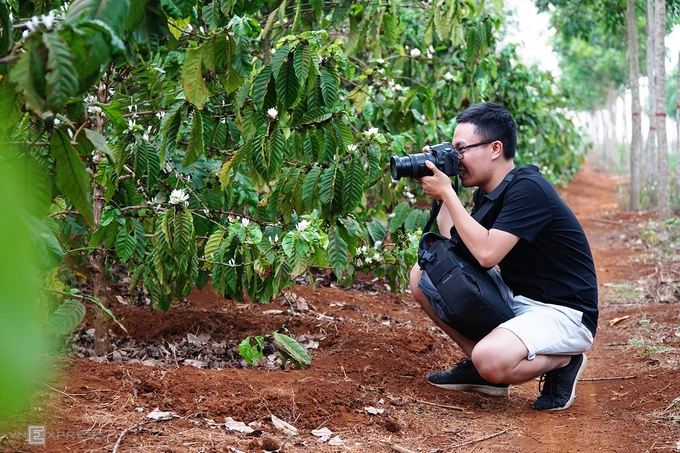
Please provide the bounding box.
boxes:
[0,0,585,359]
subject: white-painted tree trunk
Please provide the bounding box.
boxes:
[627,0,642,210]
[654,0,670,219]
[645,0,657,195]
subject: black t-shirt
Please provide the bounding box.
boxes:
[454,167,598,336]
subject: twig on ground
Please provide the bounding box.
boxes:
[112,420,152,453]
[112,415,176,453]
[414,399,466,412]
[445,429,509,450]
[391,444,418,453]
[43,384,84,401]
[581,375,637,381]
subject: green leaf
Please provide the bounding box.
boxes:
[22,213,64,270]
[98,100,127,129]
[346,15,360,54]
[276,58,299,109]
[342,157,364,212]
[238,335,264,365]
[84,128,115,167]
[298,106,332,126]
[251,65,271,110]
[203,228,225,269]
[318,162,338,205]
[328,225,348,276]
[115,228,136,263]
[367,218,387,243]
[184,110,205,167]
[51,129,94,227]
[143,141,160,188]
[44,300,86,337]
[65,0,130,44]
[160,101,185,160]
[269,44,290,77]
[404,209,422,232]
[0,79,23,130]
[182,46,208,109]
[293,44,311,86]
[389,202,411,233]
[319,68,338,106]
[301,166,321,211]
[9,35,47,114]
[272,332,311,369]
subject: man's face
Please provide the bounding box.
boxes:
[452,122,494,188]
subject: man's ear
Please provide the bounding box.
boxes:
[490,140,504,160]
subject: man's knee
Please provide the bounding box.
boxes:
[409,264,422,295]
[471,329,528,384]
[470,344,508,384]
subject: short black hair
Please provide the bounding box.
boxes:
[456,102,517,159]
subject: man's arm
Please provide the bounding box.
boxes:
[418,161,519,268]
[437,203,453,238]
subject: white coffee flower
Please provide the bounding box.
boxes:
[267,107,278,119]
[347,144,358,152]
[410,48,421,57]
[366,127,380,137]
[169,189,189,205]
[443,72,455,81]
[41,11,56,28]
[25,16,40,32]
[373,240,382,249]
[296,219,311,232]
[241,218,250,227]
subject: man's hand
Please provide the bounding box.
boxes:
[416,160,456,201]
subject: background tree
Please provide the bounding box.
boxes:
[655,0,670,219]
[627,0,642,210]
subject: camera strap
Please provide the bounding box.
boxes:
[422,165,538,233]
[423,176,458,233]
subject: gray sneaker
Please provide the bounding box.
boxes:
[533,354,587,411]
[427,358,510,397]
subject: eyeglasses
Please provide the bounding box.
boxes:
[453,139,497,159]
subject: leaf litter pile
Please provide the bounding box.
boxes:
[2,164,680,453]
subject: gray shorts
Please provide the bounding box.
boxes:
[488,269,593,359]
[420,269,594,360]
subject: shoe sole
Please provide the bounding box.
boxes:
[545,354,588,411]
[428,381,510,397]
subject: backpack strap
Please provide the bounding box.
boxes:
[469,164,539,223]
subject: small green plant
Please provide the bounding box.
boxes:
[238,331,311,369]
[628,319,667,356]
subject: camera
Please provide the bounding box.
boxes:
[389,142,460,180]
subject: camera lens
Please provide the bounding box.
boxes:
[390,155,410,180]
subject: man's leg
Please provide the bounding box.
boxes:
[410,264,510,397]
[471,323,589,411]
[470,327,570,384]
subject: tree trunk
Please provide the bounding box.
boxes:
[606,84,617,166]
[645,0,657,198]
[654,0,670,219]
[91,80,110,356]
[627,0,642,210]
[675,52,680,209]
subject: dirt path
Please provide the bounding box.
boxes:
[2,163,680,453]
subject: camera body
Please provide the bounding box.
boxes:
[390,142,460,180]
